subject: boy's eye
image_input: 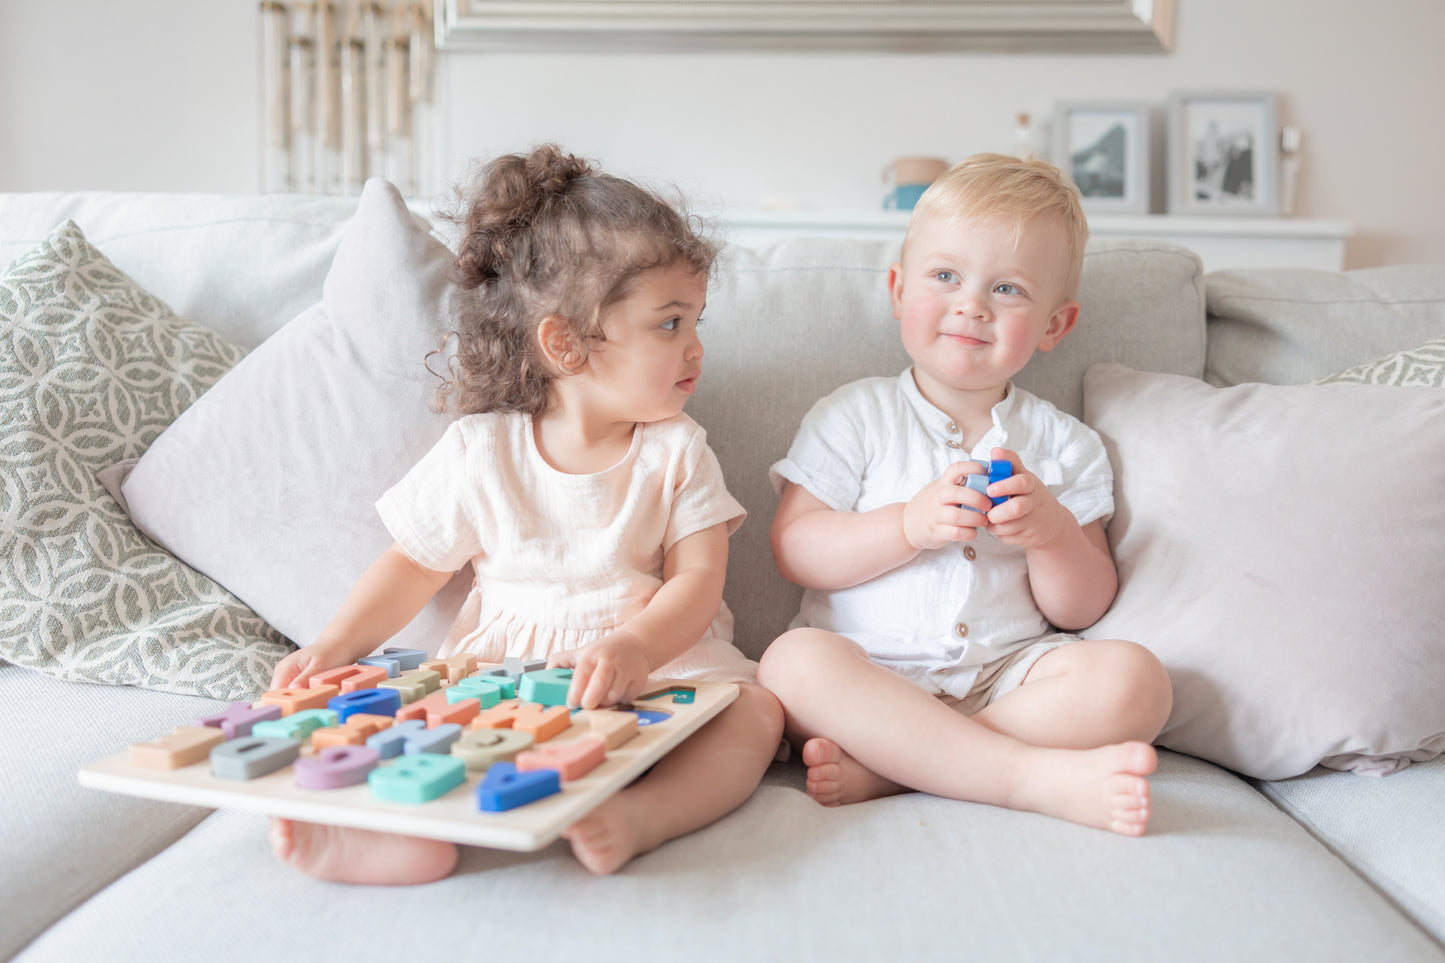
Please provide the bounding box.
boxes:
[661,318,679,331]
[994,283,1020,296]
[934,270,957,284]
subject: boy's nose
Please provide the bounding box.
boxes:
[954,291,989,320]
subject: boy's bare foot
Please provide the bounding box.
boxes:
[270,817,458,885]
[563,793,651,875]
[802,737,907,806]
[1008,741,1157,836]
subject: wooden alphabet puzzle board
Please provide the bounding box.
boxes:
[79,652,738,852]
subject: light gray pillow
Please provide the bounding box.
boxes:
[1314,336,1445,388]
[0,220,290,698]
[118,179,471,653]
[1082,363,1445,780]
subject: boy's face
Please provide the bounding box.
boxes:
[889,213,1079,404]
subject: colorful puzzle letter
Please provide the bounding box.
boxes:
[369,753,466,803]
[476,761,561,812]
[515,736,606,781]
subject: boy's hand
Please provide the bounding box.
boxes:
[982,447,1075,549]
[548,633,651,710]
[902,462,992,551]
[269,638,352,690]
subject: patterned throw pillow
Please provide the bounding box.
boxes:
[1314,336,1445,387]
[0,220,291,699]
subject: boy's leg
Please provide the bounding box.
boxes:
[564,681,784,875]
[970,639,1172,749]
[271,818,459,885]
[758,627,1157,835]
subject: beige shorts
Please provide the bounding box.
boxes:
[937,632,1079,716]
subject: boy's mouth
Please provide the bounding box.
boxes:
[677,373,700,393]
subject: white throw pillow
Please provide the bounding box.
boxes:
[1082,363,1445,780]
[119,179,471,653]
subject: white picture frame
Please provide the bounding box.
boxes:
[435,0,1175,52]
[1051,101,1152,215]
[1167,90,1280,216]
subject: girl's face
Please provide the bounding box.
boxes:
[580,261,708,425]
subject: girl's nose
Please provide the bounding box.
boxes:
[685,329,704,360]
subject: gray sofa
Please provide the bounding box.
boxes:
[2,189,1442,962]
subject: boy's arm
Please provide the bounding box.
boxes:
[550,522,729,709]
[270,542,456,688]
[771,468,990,590]
[1019,518,1118,630]
[985,447,1117,629]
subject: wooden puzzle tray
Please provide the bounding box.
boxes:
[79,656,738,853]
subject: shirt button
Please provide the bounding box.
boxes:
[963,546,977,561]
[954,622,969,638]
[946,439,964,449]
[945,420,959,433]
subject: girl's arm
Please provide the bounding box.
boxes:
[551,521,729,709]
[270,542,457,688]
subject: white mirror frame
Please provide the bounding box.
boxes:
[435,0,1174,52]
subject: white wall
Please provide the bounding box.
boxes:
[3,0,1442,268]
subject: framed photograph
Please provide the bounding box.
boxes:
[1167,90,1279,215]
[1051,101,1151,215]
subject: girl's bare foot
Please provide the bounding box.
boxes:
[270,817,458,885]
[802,737,907,806]
[1007,741,1157,836]
[563,793,651,875]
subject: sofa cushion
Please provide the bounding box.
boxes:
[17,751,1440,961]
[0,191,359,352]
[1205,265,1445,387]
[118,179,471,654]
[1315,335,1445,388]
[0,663,223,962]
[692,238,1207,658]
[1258,755,1445,947]
[1082,364,1445,780]
[0,221,289,699]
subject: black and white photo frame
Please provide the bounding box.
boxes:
[1051,101,1151,215]
[1167,90,1279,215]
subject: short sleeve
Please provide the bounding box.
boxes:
[663,429,747,551]
[1055,420,1114,528]
[769,384,870,511]
[374,419,484,573]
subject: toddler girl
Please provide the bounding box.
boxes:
[269,145,783,882]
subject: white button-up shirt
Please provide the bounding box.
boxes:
[770,369,1113,698]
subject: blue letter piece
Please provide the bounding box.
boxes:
[476,761,561,812]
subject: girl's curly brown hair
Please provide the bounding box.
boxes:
[433,144,717,416]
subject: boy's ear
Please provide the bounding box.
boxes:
[537,315,586,373]
[887,263,906,320]
[1036,300,1080,352]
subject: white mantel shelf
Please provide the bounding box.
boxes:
[718,210,1354,273]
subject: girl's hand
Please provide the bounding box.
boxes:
[269,638,354,690]
[983,447,1075,550]
[548,633,652,710]
[901,462,991,551]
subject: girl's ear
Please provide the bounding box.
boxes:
[537,315,586,374]
[887,263,906,320]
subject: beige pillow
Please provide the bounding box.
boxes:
[1082,363,1445,779]
[0,220,289,698]
[117,179,472,653]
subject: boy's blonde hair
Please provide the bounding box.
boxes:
[908,153,1089,300]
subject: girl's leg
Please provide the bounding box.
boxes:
[757,628,1157,836]
[564,681,784,875]
[271,819,458,885]
[970,639,1173,749]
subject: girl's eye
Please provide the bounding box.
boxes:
[994,283,1020,296]
[934,270,957,284]
[661,318,679,331]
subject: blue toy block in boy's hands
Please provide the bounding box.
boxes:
[476,761,562,812]
[963,459,1013,511]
